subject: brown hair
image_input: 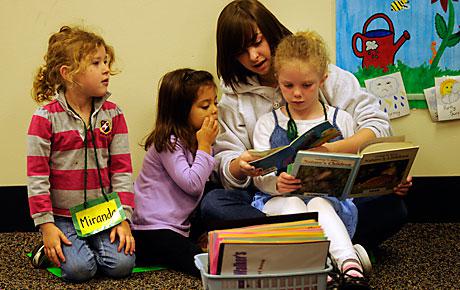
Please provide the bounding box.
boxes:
[143,69,216,153]
[31,26,116,104]
[274,31,330,78]
[216,0,291,90]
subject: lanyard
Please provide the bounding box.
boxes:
[68,99,108,208]
[286,101,327,142]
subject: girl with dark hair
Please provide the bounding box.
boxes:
[132,68,219,277]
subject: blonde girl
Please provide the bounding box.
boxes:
[252,30,370,287]
[28,26,135,282]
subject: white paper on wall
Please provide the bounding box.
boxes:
[364,72,410,119]
[423,87,438,122]
[434,76,460,121]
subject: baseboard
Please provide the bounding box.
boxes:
[1,176,459,232]
[405,176,460,222]
[1,186,35,232]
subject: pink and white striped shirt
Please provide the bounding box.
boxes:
[27,91,135,226]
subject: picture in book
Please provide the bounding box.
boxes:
[289,136,418,199]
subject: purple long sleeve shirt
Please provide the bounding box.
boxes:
[132,136,214,237]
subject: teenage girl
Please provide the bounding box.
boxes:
[253,30,369,286]
[27,26,135,282]
[132,69,219,277]
[201,0,411,250]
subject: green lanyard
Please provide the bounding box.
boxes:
[69,99,108,208]
[285,101,327,142]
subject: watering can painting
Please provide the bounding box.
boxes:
[352,13,410,72]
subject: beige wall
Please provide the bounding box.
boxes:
[1,0,458,186]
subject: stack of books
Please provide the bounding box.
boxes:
[207,219,329,275]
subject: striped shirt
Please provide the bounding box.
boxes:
[27,91,134,227]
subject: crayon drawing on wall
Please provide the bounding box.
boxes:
[336,0,460,95]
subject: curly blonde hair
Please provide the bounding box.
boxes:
[31,26,116,104]
[274,30,330,78]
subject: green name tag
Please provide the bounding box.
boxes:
[70,192,126,238]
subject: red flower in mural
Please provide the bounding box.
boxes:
[432,0,458,13]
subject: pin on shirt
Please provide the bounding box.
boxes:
[100,120,112,135]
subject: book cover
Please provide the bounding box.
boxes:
[218,240,330,275]
[248,121,340,175]
[289,137,419,199]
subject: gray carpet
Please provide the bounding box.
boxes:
[1,223,459,289]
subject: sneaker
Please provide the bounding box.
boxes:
[30,243,50,269]
[353,244,372,275]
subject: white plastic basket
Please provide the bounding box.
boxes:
[194,253,332,290]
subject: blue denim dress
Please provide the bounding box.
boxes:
[251,106,358,238]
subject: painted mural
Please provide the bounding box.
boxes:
[336,0,460,94]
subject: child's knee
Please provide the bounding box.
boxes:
[306,197,332,211]
[100,252,136,278]
[61,258,97,283]
[264,196,307,215]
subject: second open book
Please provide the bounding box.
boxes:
[288,136,418,199]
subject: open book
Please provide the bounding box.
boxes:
[248,121,340,175]
[289,136,418,199]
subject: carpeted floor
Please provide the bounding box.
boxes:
[1,223,459,289]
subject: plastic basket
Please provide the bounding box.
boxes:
[194,253,332,290]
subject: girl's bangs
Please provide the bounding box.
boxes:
[227,17,258,56]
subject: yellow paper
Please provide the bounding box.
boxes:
[75,199,121,236]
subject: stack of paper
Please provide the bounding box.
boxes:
[208,219,329,275]
[423,76,460,122]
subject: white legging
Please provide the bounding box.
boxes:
[263,196,357,267]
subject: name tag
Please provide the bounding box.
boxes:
[70,192,126,238]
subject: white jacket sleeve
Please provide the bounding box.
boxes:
[252,112,280,195]
[214,93,252,189]
[322,64,392,137]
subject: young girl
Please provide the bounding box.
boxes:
[132,69,219,277]
[27,26,135,282]
[252,31,369,286]
[201,0,411,250]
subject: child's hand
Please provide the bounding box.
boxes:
[197,116,219,154]
[308,145,330,152]
[40,222,72,267]
[276,172,301,194]
[110,220,135,255]
[394,175,413,196]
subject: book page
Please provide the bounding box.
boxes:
[358,136,405,154]
[361,141,416,154]
[349,146,418,198]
